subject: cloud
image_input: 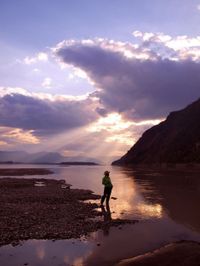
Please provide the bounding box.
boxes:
[1,32,200,162]
[55,112,159,163]
[42,77,52,89]
[23,52,48,65]
[0,87,30,97]
[132,31,200,60]
[0,89,161,162]
[0,126,39,145]
[87,112,159,145]
[54,37,200,121]
[0,140,7,146]
[0,92,98,136]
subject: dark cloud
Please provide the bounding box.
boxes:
[95,107,108,116]
[0,93,98,135]
[56,42,200,120]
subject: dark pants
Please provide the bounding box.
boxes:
[101,186,112,205]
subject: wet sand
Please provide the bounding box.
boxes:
[0,176,137,247]
[116,241,200,266]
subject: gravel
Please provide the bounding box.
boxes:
[0,176,137,246]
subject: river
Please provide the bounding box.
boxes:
[0,164,200,266]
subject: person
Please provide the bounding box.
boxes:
[100,170,113,206]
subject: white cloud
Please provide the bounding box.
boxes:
[132,30,200,61]
[41,77,52,89]
[0,86,90,102]
[23,52,48,65]
[37,52,48,61]
[67,68,88,80]
[87,113,161,146]
[0,126,40,145]
[2,128,40,144]
[0,87,30,97]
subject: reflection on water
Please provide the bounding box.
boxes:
[133,170,200,233]
[54,165,164,220]
[1,219,200,266]
[0,164,200,266]
[136,203,162,218]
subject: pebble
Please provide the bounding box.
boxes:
[0,177,137,246]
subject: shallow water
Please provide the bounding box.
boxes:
[1,164,200,266]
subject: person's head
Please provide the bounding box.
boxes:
[104,170,110,176]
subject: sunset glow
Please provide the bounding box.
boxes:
[0,2,200,266]
[0,1,199,163]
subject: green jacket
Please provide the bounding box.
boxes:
[102,175,113,188]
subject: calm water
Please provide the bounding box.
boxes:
[0,164,200,266]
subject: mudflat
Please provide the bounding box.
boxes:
[0,176,137,247]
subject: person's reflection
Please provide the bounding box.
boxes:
[101,203,112,236]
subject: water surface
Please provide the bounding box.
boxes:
[0,164,200,266]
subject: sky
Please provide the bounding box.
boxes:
[0,0,200,163]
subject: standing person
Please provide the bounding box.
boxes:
[100,170,113,206]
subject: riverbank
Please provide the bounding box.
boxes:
[0,177,137,247]
[116,241,200,266]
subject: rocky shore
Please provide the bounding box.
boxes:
[0,176,137,247]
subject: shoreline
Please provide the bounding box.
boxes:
[0,176,137,247]
[116,241,200,266]
[112,163,200,173]
[1,168,199,266]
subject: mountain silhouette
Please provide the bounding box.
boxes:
[112,98,200,165]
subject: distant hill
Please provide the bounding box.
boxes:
[0,151,65,164]
[112,98,200,165]
[60,162,99,166]
[0,151,99,164]
[0,151,29,163]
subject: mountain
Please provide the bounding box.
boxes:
[0,151,99,164]
[112,98,200,165]
[24,152,64,163]
[0,151,65,163]
[0,151,28,163]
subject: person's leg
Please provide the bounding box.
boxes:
[101,187,107,205]
[106,187,112,205]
